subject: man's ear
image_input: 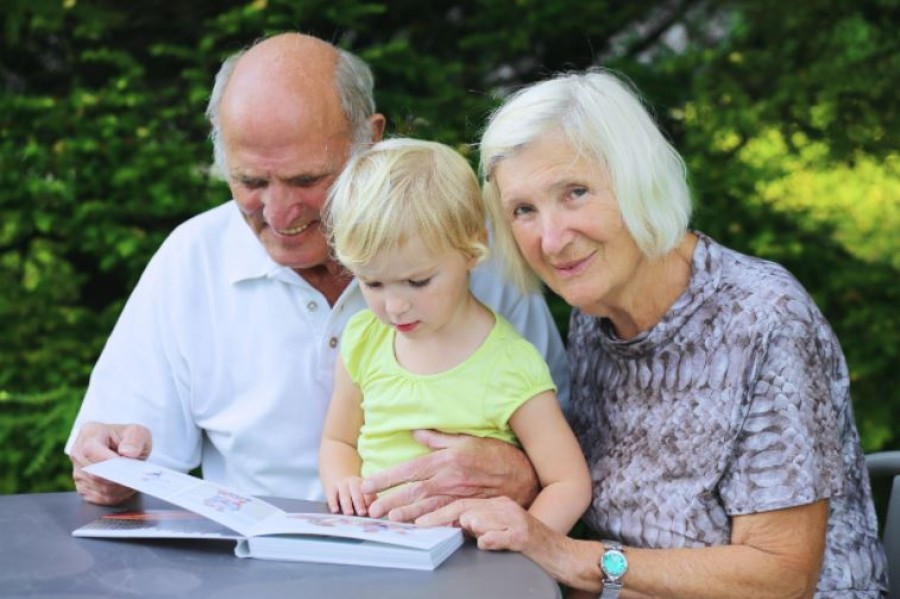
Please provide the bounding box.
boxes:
[369,113,387,143]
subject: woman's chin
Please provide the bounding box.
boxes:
[553,286,605,316]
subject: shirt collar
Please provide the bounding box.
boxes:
[220,201,361,297]
[222,200,296,284]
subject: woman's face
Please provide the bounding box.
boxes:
[492,132,646,317]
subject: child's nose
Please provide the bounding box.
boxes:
[385,294,409,316]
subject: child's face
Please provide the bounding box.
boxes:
[355,235,476,340]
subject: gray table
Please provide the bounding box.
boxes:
[0,492,561,598]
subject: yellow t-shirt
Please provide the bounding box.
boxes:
[341,309,556,478]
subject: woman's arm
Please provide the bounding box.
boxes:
[509,390,592,533]
[421,498,828,599]
[319,355,371,515]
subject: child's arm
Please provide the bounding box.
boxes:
[319,355,372,515]
[509,391,592,533]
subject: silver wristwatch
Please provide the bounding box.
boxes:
[598,540,628,599]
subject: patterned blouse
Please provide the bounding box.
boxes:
[568,232,888,597]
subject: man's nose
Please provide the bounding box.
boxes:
[261,183,295,223]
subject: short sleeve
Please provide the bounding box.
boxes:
[339,309,383,385]
[470,255,570,410]
[719,315,845,515]
[64,226,202,472]
[484,332,557,429]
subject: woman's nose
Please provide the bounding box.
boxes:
[540,212,574,256]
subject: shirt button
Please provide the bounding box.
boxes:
[307,301,318,312]
[329,337,338,348]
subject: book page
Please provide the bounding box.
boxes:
[252,512,461,550]
[73,509,242,540]
[84,458,461,549]
[84,458,284,537]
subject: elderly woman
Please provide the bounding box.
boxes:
[420,70,888,598]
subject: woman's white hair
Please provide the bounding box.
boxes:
[479,68,692,292]
[205,43,376,178]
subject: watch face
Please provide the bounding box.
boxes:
[602,549,628,578]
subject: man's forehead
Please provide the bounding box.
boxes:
[226,130,353,176]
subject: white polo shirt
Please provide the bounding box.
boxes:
[66,200,569,500]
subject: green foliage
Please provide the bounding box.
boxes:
[2,0,898,494]
[0,388,82,492]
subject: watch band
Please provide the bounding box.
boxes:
[600,580,622,599]
[599,540,627,599]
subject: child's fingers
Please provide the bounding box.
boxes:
[350,480,368,516]
[337,481,356,515]
[326,487,340,513]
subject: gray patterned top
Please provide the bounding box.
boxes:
[568,232,888,597]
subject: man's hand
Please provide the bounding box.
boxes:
[69,422,152,505]
[361,429,539,521]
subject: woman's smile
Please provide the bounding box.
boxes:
[550,251,595,279]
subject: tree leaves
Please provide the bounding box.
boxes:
[1,0,897,493]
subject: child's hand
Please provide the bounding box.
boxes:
[326,476,376,516]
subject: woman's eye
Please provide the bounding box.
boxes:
[571,186,588,198]
[362,281,382,289]
[408,278,431,288]
[512,204,535,218]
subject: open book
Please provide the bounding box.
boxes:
[73,457,464,571]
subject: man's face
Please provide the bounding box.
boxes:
[221,102,354,273]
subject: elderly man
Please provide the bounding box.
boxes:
[66,33,568,521]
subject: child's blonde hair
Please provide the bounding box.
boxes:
[325,138,488,269]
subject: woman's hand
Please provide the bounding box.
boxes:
[417,496,544,552]
[419,496,595,592]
